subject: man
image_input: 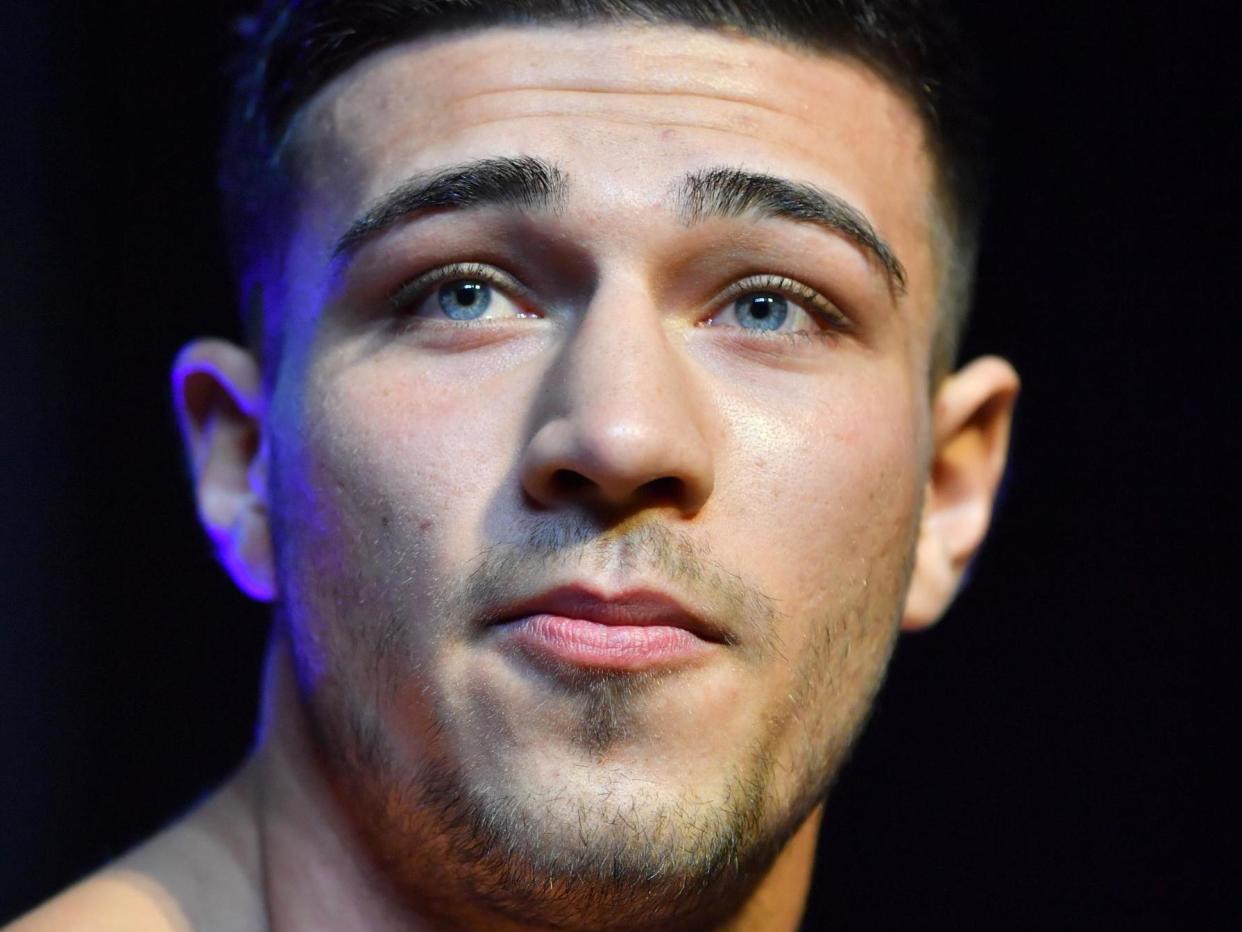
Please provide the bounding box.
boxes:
[13,1,1018,928]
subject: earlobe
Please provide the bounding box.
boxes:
[172,339,277,602]
[902,355,1019,631]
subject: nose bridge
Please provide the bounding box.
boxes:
[521,277,715,515]
[566,279,681,422]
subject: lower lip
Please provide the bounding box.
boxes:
[497,614,714,672]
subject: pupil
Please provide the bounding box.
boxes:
[735,292,787,331]
[438,279,491,320]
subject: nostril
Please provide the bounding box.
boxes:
[638,476,685,504]
[549,469,594,497]
[544,469,687,508]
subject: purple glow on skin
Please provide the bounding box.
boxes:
[172,345,278,604]
[226,546,276,602]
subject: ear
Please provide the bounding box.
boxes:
[902,355,1019,631]
[172,338,276,602]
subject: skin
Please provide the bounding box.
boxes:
[10,23,1018,932]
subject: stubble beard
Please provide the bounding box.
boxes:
[285,520,913,930]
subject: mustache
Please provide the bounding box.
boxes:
[446,520,784,660]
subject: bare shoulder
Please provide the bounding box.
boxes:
[6,767,263,932]
[5,869,194,932]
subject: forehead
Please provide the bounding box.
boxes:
[285,23,938,314]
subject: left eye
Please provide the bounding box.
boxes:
[731,292,789,331]
[712,289,827,334]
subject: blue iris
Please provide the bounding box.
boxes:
[735,292,788,331]
[438,280,492,320]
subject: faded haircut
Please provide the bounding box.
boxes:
[220,0,988,372]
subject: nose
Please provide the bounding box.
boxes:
[520,285,716,519]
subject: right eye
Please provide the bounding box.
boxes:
[391,263,538,323]
[433,279,495,320]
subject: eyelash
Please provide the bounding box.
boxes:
[388,263,852,337]
[716,274,854,337]
[389,261,531,315]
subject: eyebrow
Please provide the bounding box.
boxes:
[332,157,905,295]
[676,167,907,295]
[332,155,568,258]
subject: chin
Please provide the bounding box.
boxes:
[346,736,818,931]
[283,515,910,927]
[309,656,836,932]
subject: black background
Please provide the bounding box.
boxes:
[1,1,1237,926]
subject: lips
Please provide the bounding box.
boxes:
[487,585,726,672]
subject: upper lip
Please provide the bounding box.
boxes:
[487,584,730,644]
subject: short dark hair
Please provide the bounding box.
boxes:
[221,0,986,370]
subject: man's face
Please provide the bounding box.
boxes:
[265,23,940,927]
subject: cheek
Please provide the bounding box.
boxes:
[289,349,520,539]
[267,351,523,676]
[717,369,924,783]
[717,363,924,620]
